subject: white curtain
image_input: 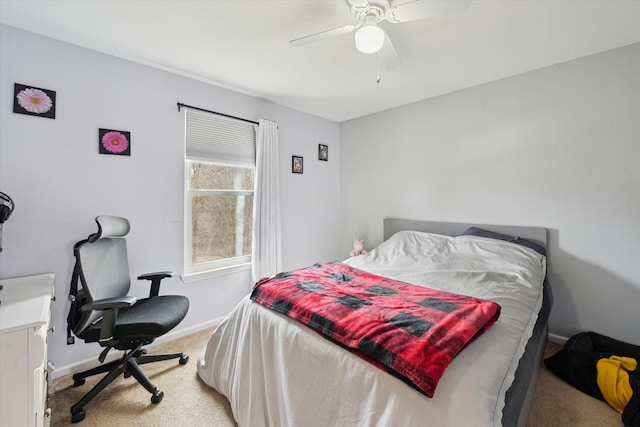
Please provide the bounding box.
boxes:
[252,119,282,283]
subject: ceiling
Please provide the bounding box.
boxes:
[1,0,639,123]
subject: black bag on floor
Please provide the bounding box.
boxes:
[545,331,640,427]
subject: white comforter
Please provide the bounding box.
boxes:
[197,231,546,427]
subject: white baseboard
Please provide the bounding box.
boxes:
[51,316,225,380]
[548,332,569,345]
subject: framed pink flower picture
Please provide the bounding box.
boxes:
[13,83,56,119]
[99,128,131,156]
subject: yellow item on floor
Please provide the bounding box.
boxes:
[596,355,638,414]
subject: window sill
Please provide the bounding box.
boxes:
[181,262,251,283]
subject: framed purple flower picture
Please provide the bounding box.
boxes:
[99,128,131,156]
[13,83,56,119]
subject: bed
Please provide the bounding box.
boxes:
[197,218,552,426]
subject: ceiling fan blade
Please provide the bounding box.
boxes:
[379,33,402,69]
[387,0,471,23]
[347,0,370,7]
[290,24,358,47]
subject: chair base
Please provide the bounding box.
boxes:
[69,344,188,423]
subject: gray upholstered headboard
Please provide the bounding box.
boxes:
[383,218,547,248]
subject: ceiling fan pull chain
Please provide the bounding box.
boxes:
[376,52,382,84]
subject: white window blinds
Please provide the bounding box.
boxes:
[185,108,256,163]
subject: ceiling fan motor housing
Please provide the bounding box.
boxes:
[352,2,384,22]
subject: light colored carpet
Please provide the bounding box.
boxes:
[50,328,235,427]
[49,331,623,426]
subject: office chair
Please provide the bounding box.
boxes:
[66,215,190,423]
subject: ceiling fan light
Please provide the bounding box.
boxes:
[355,25,385,54]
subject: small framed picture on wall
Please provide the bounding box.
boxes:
[292,156,303,174]
[99,128,131,156]
[318,144,328,161]
[13,83,56,119]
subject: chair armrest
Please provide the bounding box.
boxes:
[81,296,136,346]
[81,295,137,311]
[137,271,175,297]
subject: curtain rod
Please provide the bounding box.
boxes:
[177,102,259,125]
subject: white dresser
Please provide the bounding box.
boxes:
[0,273,54,427]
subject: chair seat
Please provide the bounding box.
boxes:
[80,295,189,344]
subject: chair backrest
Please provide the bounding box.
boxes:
[71,216,132,336]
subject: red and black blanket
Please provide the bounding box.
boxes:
[250,261,501,397]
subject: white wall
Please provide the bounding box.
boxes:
[341,43,640,345]
[0,24,341,369]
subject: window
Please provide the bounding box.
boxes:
[183,109,256,279]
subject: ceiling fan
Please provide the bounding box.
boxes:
[290,0,471,70]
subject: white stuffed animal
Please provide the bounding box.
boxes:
[349,237,368,257]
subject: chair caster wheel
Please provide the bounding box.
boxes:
[151,389,164,404]
[73,377,86,387]
[179,354,189,365]
[71,408,85,423]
